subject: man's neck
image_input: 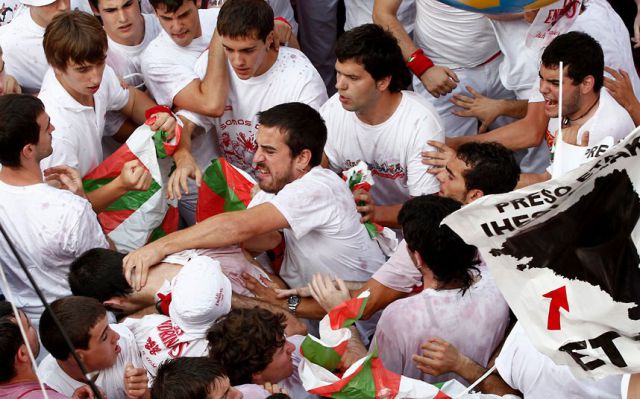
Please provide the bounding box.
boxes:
[252,48,278,78]
[4,367,39,385]
[0,163,43,186]
[29,7,48,29]
[355,91,402,126]
[565,91,600,127]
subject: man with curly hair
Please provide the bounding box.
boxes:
[207,307,307,398]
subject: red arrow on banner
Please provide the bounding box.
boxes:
[543,286,569,330]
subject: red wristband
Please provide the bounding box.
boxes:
[145,105,172,120]
[274,16,291,28]
[407,48,434,77]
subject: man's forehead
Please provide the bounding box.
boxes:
[156,1,193,16]
[540,64,568,78]
[88,315,108,339]
[98,0,129,9]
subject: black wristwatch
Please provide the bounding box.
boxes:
[287,295,301,314]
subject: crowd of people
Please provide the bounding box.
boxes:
[0,0,639,398]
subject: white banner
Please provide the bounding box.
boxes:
[444,127,640,379]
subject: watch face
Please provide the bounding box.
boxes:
[288,295,300,306]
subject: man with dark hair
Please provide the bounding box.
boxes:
[321,23,443,228]
[248,141,520,322]
[125,102,385,307]
[0,94,108,330]
[151,357,242,399]
[38,11,178,214]
[170,0,325,208]
[371,194,509,383]
[0,301,99,398]
[516,31,634,187]
[207,307,305,397]
[37,296,149,399]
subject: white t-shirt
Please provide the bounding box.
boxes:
[546,90,635,178]
[104,13,163,138]
[141,8,219,106]
[190,46,328,176]
[0,181,108,322]
[39,66,130,176]
[0,8,46,93]
[38,324,144,399]
[122,315,209,378]
[107,13,162,87]
[374,267,509,385]
[255,167,386,288]
[344,0,415,34]
[489,18,538,99]
[413,0,499,69]
[529,0,640,103]
[372,239,422,293]
[322,90,442,206]
[495,323,622,399]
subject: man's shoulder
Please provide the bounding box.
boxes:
[274,47,321,77]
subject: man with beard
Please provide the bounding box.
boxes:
[123,102,386,308]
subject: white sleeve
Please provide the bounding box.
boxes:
[40,132,80,172]
[372,240,422,292]
[405,115,443,197]
[142,49,199,107]
[176,108,216,133]
[269,179,333,239]
[103,66,131,112]
[319,101,342,173]
[295,69,328,110]
[64,200,110,256]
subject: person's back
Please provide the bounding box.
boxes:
[0,94,108,326]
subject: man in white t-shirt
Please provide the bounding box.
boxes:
[207,307,311,399]
[175,0,327,181]
[0,0,69,93]
[372,195,509,384]
[449,0,640,155]
[39,11,177,213]
[68,246,266,315]
[517,32,634,187]
[124,102,385,296]
[374,0,510,138]
[38,296,149,399]
[0,94,109,329]
[246,142,520,321]
[121,255,232,377]
[89,0,163,141]
[321,23,442,229]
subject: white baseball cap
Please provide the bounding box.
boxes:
[169,256,232,337]
[20,0,56,7]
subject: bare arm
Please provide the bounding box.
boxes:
[123,203,289,290]
[173,31,229,117]
[448,101,549,151]
[86,160,153,213]
[516,171,550,189]
[231,293,307,336]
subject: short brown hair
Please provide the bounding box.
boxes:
[43,10,107,71]
[217,0,274,41]
[39,296,107,360]
[206,307,286,385]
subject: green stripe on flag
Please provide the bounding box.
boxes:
[153,130,169,159]
[202,160,248,212]
[332,356,376,399]
[83,177,114,194]
[106,180,161,212]
[301,336,344,371]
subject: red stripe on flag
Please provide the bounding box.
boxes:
[370,357,402,398]
[219,158,253,208]
[98,209,135,234]
[307,363,366,397]
[328,297,367,330]
[84,144,138,180]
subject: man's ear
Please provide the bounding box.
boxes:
[294,148,312,173]
[16,343,31,364]
[580,75,595,94]
[20,143,35,161]
[465,188,484,204]
[251,370,264,385]
[376,75,392,92]
[103,298,125,311]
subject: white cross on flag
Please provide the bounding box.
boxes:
[443,127,640,380]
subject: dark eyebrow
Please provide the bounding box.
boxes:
[260,144,277,151]
[445,165,454,177]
